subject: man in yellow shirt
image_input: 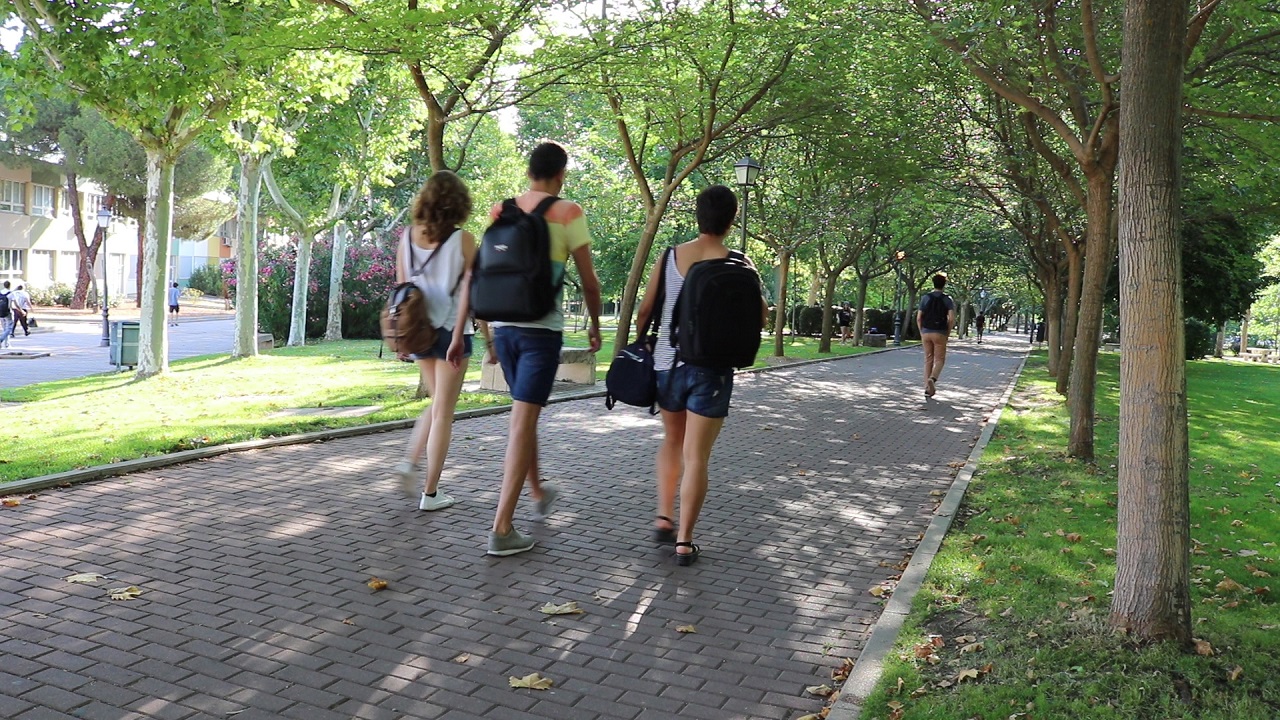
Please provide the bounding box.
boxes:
[486,142,603,556]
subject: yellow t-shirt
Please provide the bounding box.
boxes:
[488,193,590,332]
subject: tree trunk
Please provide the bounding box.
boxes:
[287,230,315,347]
[1067,171,1117,460]
[65,174,99,311]
[852,277,869,344]
[818,273,840,353]
[1239,307,1251,355]
[233,155,263,359]
[136,147,176,378]
[1110,0,1190,644]
[806,270,820,305]
[1056,244,1083,393]
[325,221,349,341]
[1042,273,1064,375]
[1213,322,1225,359]
[613,196,674,354]
[773,249,791,357]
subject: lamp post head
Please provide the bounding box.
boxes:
[734,157,762,187]
[96,207,111,229]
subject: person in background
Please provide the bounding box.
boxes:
[168,282,181,327]
[0,281,13,349]
[974,313,986,343]
[11,283,32,336]
[916,274,956,398]
[837,302,853,343]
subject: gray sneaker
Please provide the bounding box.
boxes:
[487,528,536,556]
[534,483,558,520]
[394,460,420,498]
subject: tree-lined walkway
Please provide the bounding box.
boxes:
[2,336,1025,720]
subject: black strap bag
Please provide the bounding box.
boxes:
[605,247,671,413]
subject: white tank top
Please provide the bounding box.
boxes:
[404,228,473,334]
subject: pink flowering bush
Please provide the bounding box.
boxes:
[233,230,398,341]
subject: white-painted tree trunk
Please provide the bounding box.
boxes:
[287,230,314,347]
[325,222,349,341]
[233,155,263,358]
[136,147,176,378]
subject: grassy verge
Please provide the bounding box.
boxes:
[2,332,875,484]
[859,353,1279,719]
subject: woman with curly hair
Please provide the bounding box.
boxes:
[393,170,488,510]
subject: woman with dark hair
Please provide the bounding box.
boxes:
[392,171,487,511]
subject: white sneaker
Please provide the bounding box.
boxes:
[419,491,457,512]
[394,460,420,498]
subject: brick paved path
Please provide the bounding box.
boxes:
[2,335,1026,720]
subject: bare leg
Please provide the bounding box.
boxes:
[656,409,686,533]
[492,400,541,535]
[922,335,937,392]
[676,412,725,557]
[932,338,949,381]
[404,359,439,467]
[421,356,466,495]
[525,443,544,499]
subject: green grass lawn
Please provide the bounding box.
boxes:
[861,353,1280,719]
[2,332,876,484]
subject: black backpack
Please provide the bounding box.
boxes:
[670,250,763,369]
[921,292,951,331]
[0,292,9,319]
[605,248,671,413]
[470,196,561,322]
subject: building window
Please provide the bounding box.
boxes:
[1,180,26,214]
[0,249,24,273]
[33,184,56,218]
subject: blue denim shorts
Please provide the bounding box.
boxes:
[409,328,473,361]
[493,326,563,406]
[656,364,734,418]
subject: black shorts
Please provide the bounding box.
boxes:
[169,305,179,313]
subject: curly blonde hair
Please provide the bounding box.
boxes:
[411,170,473,243]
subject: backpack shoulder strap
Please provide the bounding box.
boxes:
[640,246,672,338]
[532,195,560,216]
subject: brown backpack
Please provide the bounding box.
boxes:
[380,229,452,356]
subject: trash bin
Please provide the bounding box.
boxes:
[110,320,140,368]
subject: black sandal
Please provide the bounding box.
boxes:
[674,541,700,566]
[654,516,676,545]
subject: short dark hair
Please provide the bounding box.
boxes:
[696,185,738,236]
[173,282,179,288]
[2,281,9,289]
[932,274,947,289]
[528,142,568,181]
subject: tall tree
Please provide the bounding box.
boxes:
[1110,0,1190,643]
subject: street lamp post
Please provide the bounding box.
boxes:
[891,250,905,346]
[97,207,111,347]
[734,157,762,253]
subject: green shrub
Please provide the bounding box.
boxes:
[30,283,74,307]
[787,305,823,336]
[1185,317,1216,360]
[187,263,225,296]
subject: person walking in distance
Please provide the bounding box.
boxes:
[168,282,181,326]
[11,283,32,336]
[837,302,853,343]
[0,281,13,349]
[392,171,482,512]
[916,274,956,398]
[485,142,603,556]
[974,313,986,343]
[633,185,767,565]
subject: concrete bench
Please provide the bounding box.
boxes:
[862,333,887,348]
[257,333,274,353]
[1104,343,1120,352]
[1242,349,1272,362]
[480,346,597,392]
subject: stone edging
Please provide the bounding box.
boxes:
[828,349,1030,720]
[4,344,905,496]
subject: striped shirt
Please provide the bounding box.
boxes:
[653,248,685,372]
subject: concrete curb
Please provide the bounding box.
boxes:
[828,348,1031,720]
[4,344,904,496]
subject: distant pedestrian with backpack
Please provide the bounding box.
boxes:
[917,274,956,398]
[974,313,985,343]
[633,185,767,565]
[11,283,32,336]
[837,302,853,343]
[391,170,482,512]
[0,280,13,349]
[168,282,181,326]
[475,142,603,556]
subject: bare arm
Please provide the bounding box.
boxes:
[395,229,407,284]
[633,253,665,341]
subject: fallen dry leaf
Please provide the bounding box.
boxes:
[675,625,697,634]
[869,585,890,598]
[107,586,143,601]
[956,668,980,682]
[1216,578,1245,593]
[1228,666,1244,682]
[64,573,110,584]
[886,700,904,711]
[959,642,984,654]
[796,715,823,720]
[806,684,835,697]
[2,498,20,507]
[1193,639,1214,656]
[953,635,977,644]
[508,673,553,690]
[1065,533,1083,542]
[540,601,586,616]
[1238,550,1259,557]
[367,578,389,591]
[452,653,470,664]
[832,657,855,682]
